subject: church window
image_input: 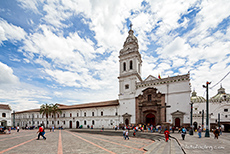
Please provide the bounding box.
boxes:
[57,121,59,125]
[70,113,72,117]
[63,121,65,125]
[148,95,151,101]
[130,60,133,70]
[77,113,79,117]
[52,121,54,124]
[84,112,86,117]
[115,112,118,116]
[224,109,228,112]
[92,112,94,116]
[101,111,103,116]
[92,120,95,125]
[125,84,129,89]
[84,120,87,125]
[123,62,126,71]
[2,113,6,117]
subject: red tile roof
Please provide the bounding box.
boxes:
[14,100,119,114]
[0,104,11,110]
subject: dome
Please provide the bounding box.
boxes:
[210,85,230,103]
[191,90,206,103]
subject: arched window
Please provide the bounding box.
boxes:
[92,120,95,125]
[148,94,151,101]
[123,62,126,71]
[2,113,6,117]
[70,113,72,117]
[130,60,133,70]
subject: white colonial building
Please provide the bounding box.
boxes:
[13,28,191,129]
[191,85,230,132]
[0,104,12,127]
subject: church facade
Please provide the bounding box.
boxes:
[13,28,191,129]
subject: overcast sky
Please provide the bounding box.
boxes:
[0,0,230,111]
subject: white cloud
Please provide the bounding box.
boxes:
[0,62,19,85]
[0,18,26,44]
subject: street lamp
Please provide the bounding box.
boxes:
[203,81,211,137]
[189,102,194,135]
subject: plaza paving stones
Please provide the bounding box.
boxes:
[0,129,192,154]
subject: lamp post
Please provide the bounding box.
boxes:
[203,81,211,137]
[189,102,193,135]
[202,110,204,132]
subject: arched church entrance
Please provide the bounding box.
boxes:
[193,122,197,130]
[69,121,72,128]
[146,113,155,126]
[76,121,79,128]
[125,119,129,126]
[175,118,180,128]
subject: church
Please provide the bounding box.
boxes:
[13,27,191,129]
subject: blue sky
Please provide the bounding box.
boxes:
[0,0,230,111]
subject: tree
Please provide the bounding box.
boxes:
[50,103,62,127]
[40,104,52,128]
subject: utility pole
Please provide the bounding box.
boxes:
[218,113,220,127]
[202,110,204,132]
[203,81,211,137]
[190,102,193,135]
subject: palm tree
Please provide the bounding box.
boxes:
[40,104,52,128]
[50,103,62,128]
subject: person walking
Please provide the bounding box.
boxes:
[164,128,170,142]
[17,126,20,132]
[36,126,46,140]
[198,126,202,138]
[181,127,186,140]
[125,130,129,140]
[123,130,126,139]
[213,128,219,139]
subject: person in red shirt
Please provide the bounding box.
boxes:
[36,126,46,140]
[164,128,170,142]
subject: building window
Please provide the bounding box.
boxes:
[92,112,94,116]
[58,121,59,125]
[33,121,35,124]
[195,108,198,110]
[47,121,49,124]
[2,113,6,117]
[125,84,129,89]
[148,94,151,101]
[57,114,59,118]
[52,121,54,124]
[84,112,86,117]
[63,121,65,125]
[37,114,39,118]
[130,60,133,70]
[84,120,86,125]
[77,113,79,117]
[123,62,126,71]
[101,111,103,116]
[225,115,228,118]
[224,109,228,112]
[37,121,39,124]
[115,112,118,116]
[70,113,72,117]
[63,114,65,117]
[92,120,95,125]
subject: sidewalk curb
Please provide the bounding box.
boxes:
[170,136,186,154]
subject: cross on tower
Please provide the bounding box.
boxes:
[129,23,133,30]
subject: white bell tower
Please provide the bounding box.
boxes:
[118,24,142,125]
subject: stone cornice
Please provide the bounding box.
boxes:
[136,73,190,89]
